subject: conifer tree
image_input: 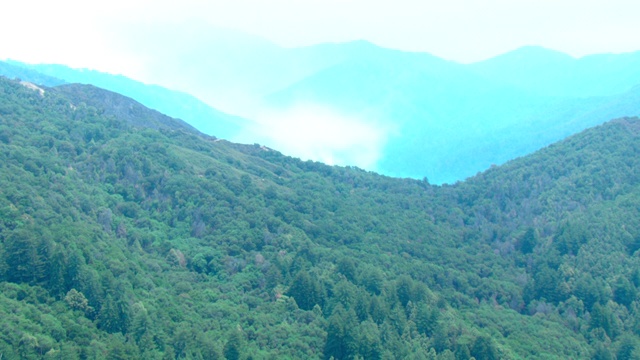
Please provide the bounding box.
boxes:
[224,329,244,360]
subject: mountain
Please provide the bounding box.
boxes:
[260,44,640,183]
[468,46,640,97]
[7,32,640,185]
[109,23,348,114]
[2,76,640,359]
[53,83,201,133]
[0,61,66,87]
[0,60,249,140]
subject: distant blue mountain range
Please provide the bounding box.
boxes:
[4,33,640,184]
[254,42,640,183]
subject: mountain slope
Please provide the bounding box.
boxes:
[261,45,640,184]
[263,49,640,183]
[53,83,200,133]
[1,60,248,140]
[1,77,640,359]
[7,36,640,185]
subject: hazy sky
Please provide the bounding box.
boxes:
[3,0,640,175]
[3,0,640,75]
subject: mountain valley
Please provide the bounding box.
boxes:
[1,76,640,359]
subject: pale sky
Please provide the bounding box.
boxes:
[2,0,640,76]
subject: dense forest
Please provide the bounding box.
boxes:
[1,76,640,359]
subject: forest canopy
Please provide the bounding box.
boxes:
[1,76,640,359]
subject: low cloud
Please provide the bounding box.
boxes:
[233,104,391,171]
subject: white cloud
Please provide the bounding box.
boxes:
[234,104,392,170]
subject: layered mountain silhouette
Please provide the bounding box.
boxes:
[259,44,640,183]
[4,26,640,184]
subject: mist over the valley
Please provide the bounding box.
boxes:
[7,25,640,183]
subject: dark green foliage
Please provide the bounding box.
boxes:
[288,270,325,310]
[592,343,614,360]
[223,330,244,360]
[590,303,618,339]
[97,294,129,334]
[414,302,439,336]
[355,320,383,360]
[324,305,358,360]
[613,277,637,308]
[337,257,357,282]
[529,265,566,303]
[360,265,384,295]
[1,77,640,358]
[4,226,49,284]
[517,227,537,254]
[454,343,471,360]
[470,336,499,360]
[554,222,589,256]
[616,335,638,360]
[395,275,426,307]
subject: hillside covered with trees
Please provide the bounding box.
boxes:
[1,76,640,359]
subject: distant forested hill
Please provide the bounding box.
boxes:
[1,76,640,359]
[0,60,248,140]
[264,44,640,184]
[6,40,640,185]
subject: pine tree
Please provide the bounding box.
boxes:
[288,270,325,310]
[97,294,129,334]
[324,305,358,360]
[470,336,499,360]
[518,228,537,254]
[4,227,47,284]
[415,303,439,336]
[616,335,637,360]
[223,329,244,360]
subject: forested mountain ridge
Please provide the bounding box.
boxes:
[53,84,201,134]
[266,45,640,184]
[0,60,249,140]
[1,76,640,359]
[6,40,640,185]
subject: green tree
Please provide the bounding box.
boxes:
[517,227,537,254]
[337,257,357,282]
[590,303,618,339]
[616,335,638,360]
[592,343,613,360]
[470,336,499,360]
[356,320,382,360]
[361,266,384,295]
[531,265,565,303]
[555,222,589,256]
[415,302,439,336]
[288,270,325,310]
[4,227,48,284]
[97,294,129,334]
[223,329,244,360]
[614,277,636,308]
[324,305,358,360]
[47,247,67,299]
[397,275,415,307]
